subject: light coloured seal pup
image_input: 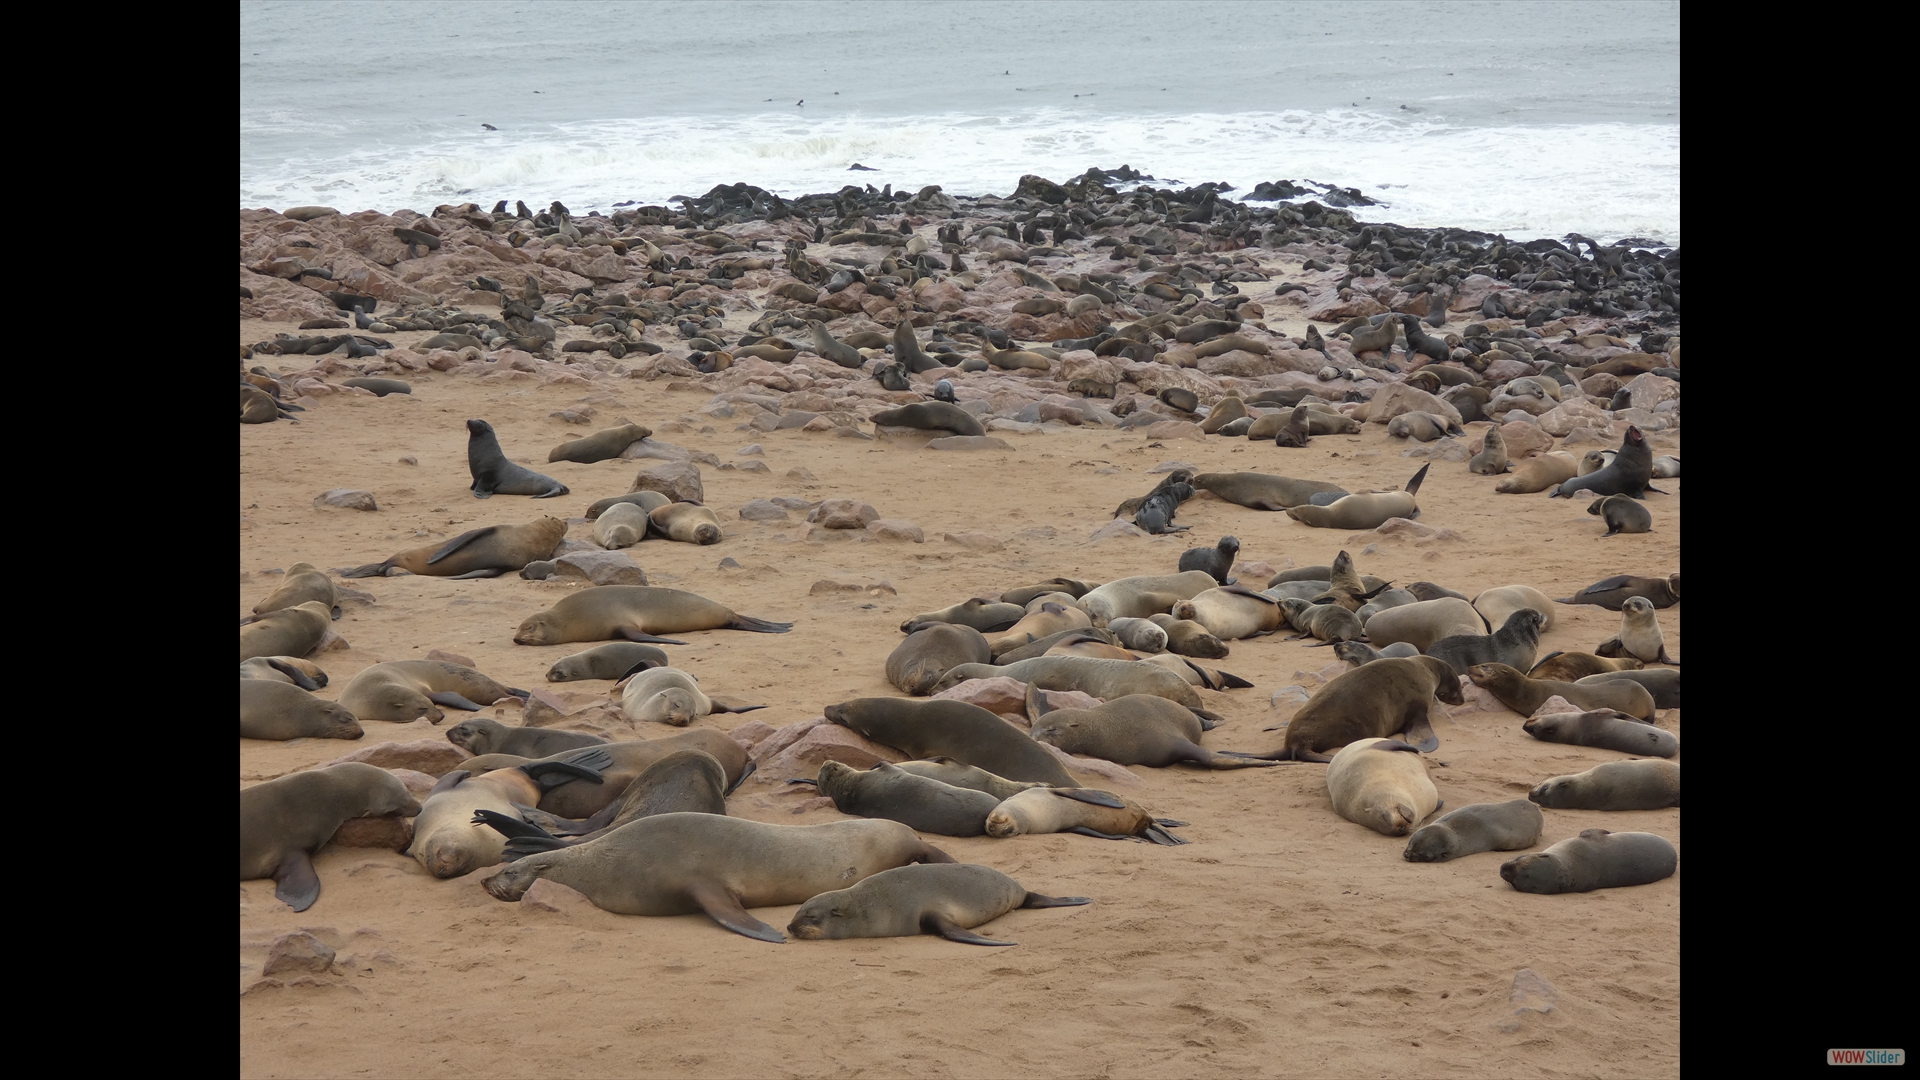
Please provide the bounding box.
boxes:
[1325,738,1441,837]
[1361,597,1485,652]
[1500,830,1677,893]
[1471,584,1556,633]
[1285,464,1428,529]
[619,666,764,726]
[339,660,527,724]
[1080,570,1219,625]
[650,501,724,545]
[1402,800,1543,862]
[481,813,956,942]
[984,788,1185,845]
[1171,586,1284,640]
[548,422,652,463]
[241,762,421,911]
[1105,617,1169,653]
[788,863,1090,946]
[1528,760,1680,810]
[593,501,649,549]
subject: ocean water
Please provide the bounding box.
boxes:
[240,0,1678,244]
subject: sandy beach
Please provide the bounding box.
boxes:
[240,191,1678,1078]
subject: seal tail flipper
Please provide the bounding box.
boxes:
[470,809,553,841]
[264,658,320,691]
[1193,707,1228,727]
[426,692,487,712]
[707,699,767,714]
[272,850,321,912]
[686,882,785,942]
[1024,682,1054,724]
[618,659,666,680]
[340,562,391,579]
[1021,893,1092,909]
[511,802,599,837]
[1403,462,1431,497]
[923,914,1016,946]
[615,628,692,645]
[448,569,507,580]
[1142,824,1188,846]
[502,835,569,860]
[426,770,472,797]
[1201,753,1281,769]
[1050,788,1127,810]
[1066,826,1133,841]
[1215,669,1254,689]
[724,616,794,634]
[783,777,818,786]
[718,758,757,796]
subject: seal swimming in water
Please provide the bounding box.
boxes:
[467,418,569,499]
[788,863,1090,946]
[482,813,956,942]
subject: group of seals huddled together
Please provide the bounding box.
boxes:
[242,174,1677,998]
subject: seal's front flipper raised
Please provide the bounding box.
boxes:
[273,850,321,912]
[686,881,785,943]
[615,628,690,645]
[428,526,501,566]
[924,913,1016,946]
[470,809,551,841]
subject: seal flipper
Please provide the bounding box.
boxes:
[502,835,569,859]
[924,913,1016,946]
[511,802,601,837]
[427,526,500,565]
[1143,824,1188,846]
[1403,462,1430,497]
[723,615,794,634]
[470,809,552,841]
[1066,826,1133,841]
[426,691,487,711]
[1050,788,1127,810]
[614,627,691,645]
[448,568,508,580]
[685,881,785,943]
[273,850,322,912]
[1401,711,1440,754]
[520,752,611,791]
[1021,892,1092,908]
[264,658,320,691]
[724,758,758,796]
[706,698,767,715]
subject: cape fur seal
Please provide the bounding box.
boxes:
[1278,597,1366,644]
[514,586,792,645]
[407,753,610,878]
[593,503,648,549]
[811,761,1002,836]
[239,600,333,662]
[988,603,1093,657]
[239,655,328,689]
[619,666,764,725]
[341,517,567,579]
[788,863,1090,946]
[1494,452,1578,494]
[870,401,986,437]
[1577,668,1680,709]
[1598,596,1678,664]
[1555,573,1680,610]
[1178,536,1239,584]
[1467,663,1656,720]
[1590,494,1652,536]
[887,624,993,694]
[1361,597,1485,652]
[1402,800,1543,862]
[1526,651,1643,682]
[1285,464,1429,529]
[445,717,610,758]
[241,763,421,910]
[548,422,652,463]
[1529,759,1680,810]
[1028,690,1275,770]
[930,655,1222,721]
[1471,585,1556,633]
[467,419,569,499]
[544,642,670,682]
[482,813,956,942]
[584,490,671,520]
[461,730,751,818]
[1172,586,1284,640]
[1080,571,1219,624]
[1427,609,1545,676]
[650,502,724,545]
[823,697,1078,786]
[1468,428,1510,475]
[1325,738,1441,837]
[339,660,527,724]
[900,598,1027,635]
[240,680,363,741]
[1190,472,1347,510]
[251,562,339,619]
[1106,617,1169,653]
[984,787,1185,845]
[1523,709,1678,756]
[1500,829,1677,893]
[1000,578,1092,606]
[1551,425,1659,499]
[477,749,732,849]
[1265,656,1462,762]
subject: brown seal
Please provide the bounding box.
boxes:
[1360,597,1485,652]
[514,586,792,645]
[811,761,1002,836]
[788,863,1090,946]
[544,642,670,682]
[899,598,1027,635]
[1171,586,1284,640]
[239,655,329,690]
[548,422,652,463]
[1523,708,1678,756]
[584,490,671,520]
[1278,598,1366,645]
[476,749,731,848]
[1402,800,1543,862]
[823,697,1078,786]
[999,578,1092,606]
[1500,829,1677,893]
[984,787,1185,844]
[241,762,421,910]
[341,517,567,579]
[460,730,751,818]
[1190,471,1347,510]
[987,603,1092,657]
[1466,663,1656,720]
[1597,596,1677,664]
[1577,668,1680,709]
[930,655,1223,722]
[1265,656,1463,762]
[1529,760,1681,810]
[1525,651,1643,682]
[1493,452,1578,494]
[1027,689,1276,770]
[871,401,986,437]
[406,752,611,878]
[1590,494,1652,536]
[1555,573,1679,610]
[649,502,724,545]
[593,502,648,549]
[1427,609,1546,676]
[1326,738,1441,836]
[338,660,527,724]
[1471,585,1556,633]
[444,717,609,758]
[251,562,339,619]
[1285,464,1429,529]
[481,813,956,942]
[886,624,993,695]
[239,600,333,662]
[240,680,363,741]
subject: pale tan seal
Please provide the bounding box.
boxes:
[988,603,1092,657]
[1147,612,1229,659]
[1526,652,1643,681]
[1285,464,1428,529]
[1597,596,1677,664]
[930,655,1223,722]
[1468,428,1510,475]
[342,517,567,578]
[584,490,671,520]
[240,680,363,741]
[1361,597,1485,652]
[649,501,723,545]
[1466,663,1656,721]
[1326,738,1441,837]
[238,655,328,690]
[1402,800,1543,862]
[514,586,792,645]
[788,863,1090,946]
[239,600,333,662]
[1080,570,1219,625]
[548,422,652,463]
[1555,573,1679,610]
[1471,585,1556,633]
[1523,709,1678,756]
[251,562,339,619]
[618,666,764,726]
[406,753,611,878]
[1494,452,1578,494]
[482,813,956,942]
[1266,656,1462,761]
[339,660,526,725]
[1500,829,1677,893]
[1577,668,1680,709]
[1104,617,1169,653]
[1170,585,1284,640]
[242,762,421,910]
[592,502,649,549]
[984,787,1185,844]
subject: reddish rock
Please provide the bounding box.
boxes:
[628,461,704,503]
[322,739,471,776]
[867,518,924,542]
[1363,385,1462,427]
[755,724,905,781]
[262,932,335,977]
[727,719,780,752]
[1624,373,1680,411]
[807,499,880,529]
[554,551,647,586]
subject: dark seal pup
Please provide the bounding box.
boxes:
[1403,800,1544,862]
[788,863,1090,946]
[1500,829,1677,893]
[467,418,569,498]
